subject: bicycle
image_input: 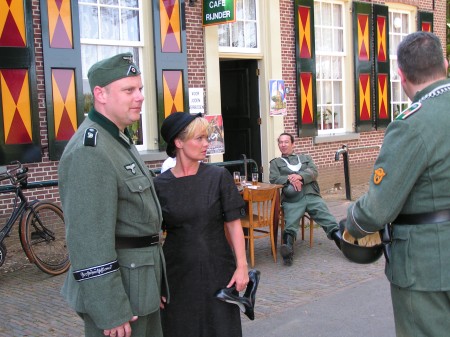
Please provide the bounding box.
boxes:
[0,161,69,275]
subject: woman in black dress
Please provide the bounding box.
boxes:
[154,112,249,337]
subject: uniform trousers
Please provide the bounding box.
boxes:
[80,311,163,337]
[391,284,450,337]
[282,193,337,239]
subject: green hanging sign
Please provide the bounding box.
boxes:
[202,0,236,26]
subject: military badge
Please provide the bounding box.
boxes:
[83,128,98,147]
[395,102,421,120]
[125,162,136,175]
[127,65,137,76]
[373,168,386,185]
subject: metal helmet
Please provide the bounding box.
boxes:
[340,230,383,264]
[282,183,300,199]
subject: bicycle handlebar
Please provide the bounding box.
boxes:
[0,161,29,187]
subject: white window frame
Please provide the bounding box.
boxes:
[218,0,261,54]
[78,0,148,150]
[387,4,416,120]
[314,0,347,134]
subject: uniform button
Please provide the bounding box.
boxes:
[138,185,143,191]
[130,263,136,268]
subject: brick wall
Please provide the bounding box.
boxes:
[3,0,447,211]
[185,5,206,91]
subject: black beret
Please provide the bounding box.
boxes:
[161,112,201,157]
[87,52,141,91]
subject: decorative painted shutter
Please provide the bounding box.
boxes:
[352,2,373,132]
[418,12,433,32]
[152,0,189,151]
[0,0,42,164]
[373,4,391,128]
[294,0,317,137]
[40,0,84,161]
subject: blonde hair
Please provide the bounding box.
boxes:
[177,117,209,141]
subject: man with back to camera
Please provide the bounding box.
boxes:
[343,31,450,336]
[269,132,341,266]
[58,53,167,337]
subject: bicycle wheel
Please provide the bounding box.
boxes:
[0,242,6,268]
[19,201,70,275]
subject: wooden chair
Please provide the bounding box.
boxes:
[240,187,278,267]
[279,208,314,248]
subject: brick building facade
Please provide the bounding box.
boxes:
[0,0,447,210]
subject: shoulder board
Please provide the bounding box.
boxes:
[83,128,98,147]
[395,102,422,120]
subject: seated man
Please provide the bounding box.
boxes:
[269,132,341,266]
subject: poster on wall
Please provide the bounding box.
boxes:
[189,88,204,114]
[269,79,287,116]
[205,115,225,155]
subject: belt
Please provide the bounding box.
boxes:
[115,234,160,249]
[394,209,450,225]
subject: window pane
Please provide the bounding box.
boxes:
[332,57,342,78]
[332,4,342,26]
[121,9,139,41]
[333,82,342,104]
[333,28,343,52]
[100,0,119,5]
[322,57,331,79]
[80,5,99,39]
[401,13,409,32]
[100,7,120,40]
[322,2,332,25]
[81,45,98,90]
[232,21,245,47]
[245,22,257,48]
[322,28,332,52]
[246,0,256,20]
[316,81,322,104]
[314,27,323,51]
[122,0,138,7]
[236,0,244,20]
[218,25,230,46]
[334,106,342,127]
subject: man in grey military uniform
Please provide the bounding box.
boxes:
[269,133,341,266]
[58,53,167,337]
[343,32,450,337]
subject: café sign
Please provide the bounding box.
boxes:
[203,0,236,26]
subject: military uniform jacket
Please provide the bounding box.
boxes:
[58,109,167,329]
[269,153,321,199]
[346,78,450,291]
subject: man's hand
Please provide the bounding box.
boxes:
[288,174,303,191]
[103,316,138,337]
[330,228,342,249]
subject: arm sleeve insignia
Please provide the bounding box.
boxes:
[373,168,386,185]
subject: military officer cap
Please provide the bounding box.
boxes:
[87,52,141,92]
[161,112,202,157]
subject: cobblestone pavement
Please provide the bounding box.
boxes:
[0,184,376,337]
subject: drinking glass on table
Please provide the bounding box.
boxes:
[251,173,259,186]
[233,171,240,184]
[240,175,247,186]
